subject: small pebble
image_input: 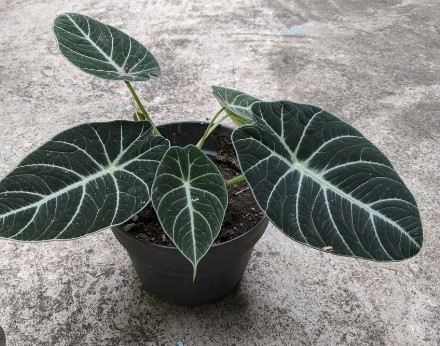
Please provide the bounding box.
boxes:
[131,214,139,222]
[123,223,136,232]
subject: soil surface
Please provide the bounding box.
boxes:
[122,134,264,246]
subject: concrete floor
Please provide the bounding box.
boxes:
[0,1,439,345]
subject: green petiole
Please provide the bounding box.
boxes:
[195,108,226,149]
[125,81,160,135]
[225,174,245,188]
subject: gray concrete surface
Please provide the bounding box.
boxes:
[0,1,439,345]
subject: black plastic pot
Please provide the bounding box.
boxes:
[111,121,268,305]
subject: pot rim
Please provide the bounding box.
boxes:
[114,214,268,251]
[157,120,233,129]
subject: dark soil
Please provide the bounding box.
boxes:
[122,134,264,246]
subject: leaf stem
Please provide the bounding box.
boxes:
[206,114,229,138]
[125,81,160,135]
[196,108,225,149]
[225,174,245,188]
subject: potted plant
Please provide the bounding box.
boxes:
[0,13,423,305]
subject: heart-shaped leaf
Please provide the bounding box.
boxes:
[233,101,423,261]
[0,121,169,241]
[152,145,228,274]
[53,13,160,81]
[212,86,261,126]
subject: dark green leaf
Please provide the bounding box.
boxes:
[212,86,260,126]
[53,13,160,81]
[152,145,228,273]
[233,101,423,261]
[0,121,169,241]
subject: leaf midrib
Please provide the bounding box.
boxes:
[64,14,124,74]
[0,165,115,219]
[0,156,147,220]
[241,138,420,249]
[292,159,421,249]
[183,181,197,265]
[251,106,420,248]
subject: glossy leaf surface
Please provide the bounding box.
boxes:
[152,145,228,272]
[0,121,169,241]
[233,101,423,260]
[54,13,160,81]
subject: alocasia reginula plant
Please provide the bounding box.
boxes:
[0,13,423,277]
